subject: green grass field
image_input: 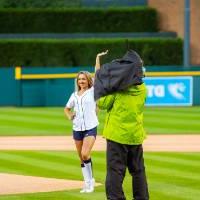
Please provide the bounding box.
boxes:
[0,107,200,199]
[0,106,200,136]
[0,107,200,200]
[0,151,199,200]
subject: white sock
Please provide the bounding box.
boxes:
[83,158,93,181]
[81,163,90,183]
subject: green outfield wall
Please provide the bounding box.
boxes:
[193,76,200,105]
[0,66,200,106]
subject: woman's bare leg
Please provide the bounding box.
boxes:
[81,136,96,160]
[74,140,83,163]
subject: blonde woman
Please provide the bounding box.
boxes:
[64,71,98,193]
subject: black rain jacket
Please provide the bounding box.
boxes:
[94,50,144,100]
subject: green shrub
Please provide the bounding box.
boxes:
[0,38,183,67]
[0,0,81,8]
[0,8,158,33]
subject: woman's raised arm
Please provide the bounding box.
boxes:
[95,50,109,72]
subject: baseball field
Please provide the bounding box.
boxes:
[0,106,200,136]
[0,106,199,200]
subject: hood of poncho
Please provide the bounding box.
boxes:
[94,50,144,100]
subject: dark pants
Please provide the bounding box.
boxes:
[106,140,149,200]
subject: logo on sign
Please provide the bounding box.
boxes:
[144,77,193,106]
[168,83,186,100]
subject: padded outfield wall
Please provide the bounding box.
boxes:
[0,66,200,106]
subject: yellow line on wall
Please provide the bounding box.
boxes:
[21,73,78,79]
[15,66,200,80]
[146,71,200,76]
[21,71,200,79]
[15,66,22,80]
[21,73,95,79]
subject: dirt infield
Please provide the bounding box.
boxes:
[0,173,101,195]
[0,135,200,152]
[0,135,199,195]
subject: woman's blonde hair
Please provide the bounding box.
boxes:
[76,71,93,91]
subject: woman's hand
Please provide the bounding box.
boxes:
[64,107,76,121]
[95,50,109,71]
[97,50,109,57]
[68,112,76,120]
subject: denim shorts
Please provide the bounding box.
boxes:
[73,127,97,141]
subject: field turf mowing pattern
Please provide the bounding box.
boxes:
[0,107,200,136]
[0,151,199,200]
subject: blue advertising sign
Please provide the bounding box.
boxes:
[144,77,193,106]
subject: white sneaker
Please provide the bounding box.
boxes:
[85,178,95,193]
[80,181,91,193]
[80,179,95,193]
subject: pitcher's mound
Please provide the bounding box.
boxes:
[0,173,101,195]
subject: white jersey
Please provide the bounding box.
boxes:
[66,87,99,131]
